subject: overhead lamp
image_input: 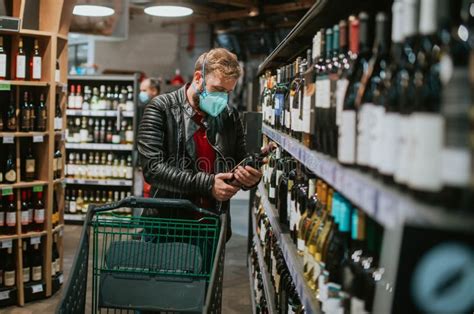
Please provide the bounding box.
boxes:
[248,7,259,17]
[73,5,115,17]
[144,5,193,17]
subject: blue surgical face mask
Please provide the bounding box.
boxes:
[139,91,150,103]
[192,60,229,117]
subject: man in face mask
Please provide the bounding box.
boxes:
[138,77,160,127]
[138,48,261,240]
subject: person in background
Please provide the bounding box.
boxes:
[137,48,262,240]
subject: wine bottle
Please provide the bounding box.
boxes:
[16,37,26,80]
[290,58,303,141]
[0,195,5,232]
[379,1,405,179]
[0,36,7,79]
[356,12,391,171]
[6,93,17,131]
[52,233,61,275]
[31,39,41,80]
[314,30,326,152]
[3,247,15,287]
[31,243,42,282]
[4,146,16,184]
[20,190,29,233]
[21,91,31,132]
[55,60,60,82]
[24,144,36,181]
[394,0,420,186]
[329,24,341,158]
[68,85,75,109]
[4,193,16,235]
[36,93,47,132]
[22,241,31,283]
[33,189,45,231]
[55,95,63,130]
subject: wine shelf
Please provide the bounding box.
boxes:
[0,80,49,87]
[0,234,19,241]
[252,212,277,314]
[64,213,86,222]
[0,132,47,142]
[247,256,258,314]
[64,178,133,186]
[262,124,474,230]
[0,180,48,189]
[19,230,47,239]
[65,143,133,151]
[257,183,321,314]
[66,109,134,118]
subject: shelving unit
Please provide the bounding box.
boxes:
[64,74,139,222]
[247,256,257,314]
[251,211,277,314]
[256,184,321,314]
[0,0,75,308]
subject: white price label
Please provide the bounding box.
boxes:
[0,290,10,300]
[1,239,13,248]
[31,284,44,294]
[33,135,44,143]
[59,228,64,237]
[3,135,14,144]
[30,236,41,245]
[59,274,64,284]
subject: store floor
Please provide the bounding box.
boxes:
[3,194,252,314]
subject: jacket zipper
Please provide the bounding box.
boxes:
[206,128,227,213]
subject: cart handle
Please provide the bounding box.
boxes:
[92,196,219,217]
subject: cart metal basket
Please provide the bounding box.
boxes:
[56,197,227,314]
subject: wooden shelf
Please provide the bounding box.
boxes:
[0,132,47,139]
[20,29,54,37]
[0,80,49,87]
[19,230,47,239]
[0,234,18,241]
[0,180,48,190]
[57,33,68,41]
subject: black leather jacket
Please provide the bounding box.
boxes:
[137,85,249,240]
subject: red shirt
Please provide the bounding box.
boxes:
[192,113,216,210]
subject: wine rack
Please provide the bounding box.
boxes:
[0,0,75,308]
[252,0,474,313]
[64,74,139,222]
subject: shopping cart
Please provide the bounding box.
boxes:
[56,196,227,314]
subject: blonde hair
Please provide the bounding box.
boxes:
[195,48,242,80]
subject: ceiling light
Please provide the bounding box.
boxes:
[248,7,259,17]
[73,5,115,17]
[144,5,193,17]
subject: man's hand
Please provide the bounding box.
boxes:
[234,166,262,189]
[212,173,240,202]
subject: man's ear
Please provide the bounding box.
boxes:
[193,71,203,89]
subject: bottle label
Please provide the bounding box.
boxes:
[302,93,312,133]
[441,147,471,187]
[112,134,121,144]
[28,208,33,223]
[312,261,321,283]
[6,212,16,226]
[70,201,77,213]
[26,159,36,174]
[55,258,61,273]
[285,109,291,129]
[290,94,299,132]
[16,55,26,78]
[75,96,83,109]
[356,103,376,166]
[338,110,356,164]
[335,79,349,126]
[316,77,331,109]
[34,208,45,224]
[52,261,57,275]
[379,112,401,176]
[351,297,366,314]
[38,110,47,130]
[297,238,305,251]
[53,159,58,172]
[23,267,31,282]
[394,116,412,184]
[55,69,60,82]
[275,93,283,118]
[55,117,63,130]
[32,266,42,281]
[126,167,133,179]
[407,113,444,191]
[32,56,42,79]
[4,271,15,286]
[21,211,29,225]
[368,106,385,170]
[0,54,6,77]
[68,95,75,109]
[125,130,134,143]
[0,212,4,226]
[80,129,89,142]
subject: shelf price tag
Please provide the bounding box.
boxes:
[0,290,10,301]
[59,274,64,284]
[33,134,44,143]
[30,236,41,245]
[0,239,13,248]
[2,187,13,196]
[32,185,43,192]
[0,82,11,91]
[2,135,14,144]
[31,284,44,294]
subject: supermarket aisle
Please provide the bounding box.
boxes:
[3,226,251,314]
